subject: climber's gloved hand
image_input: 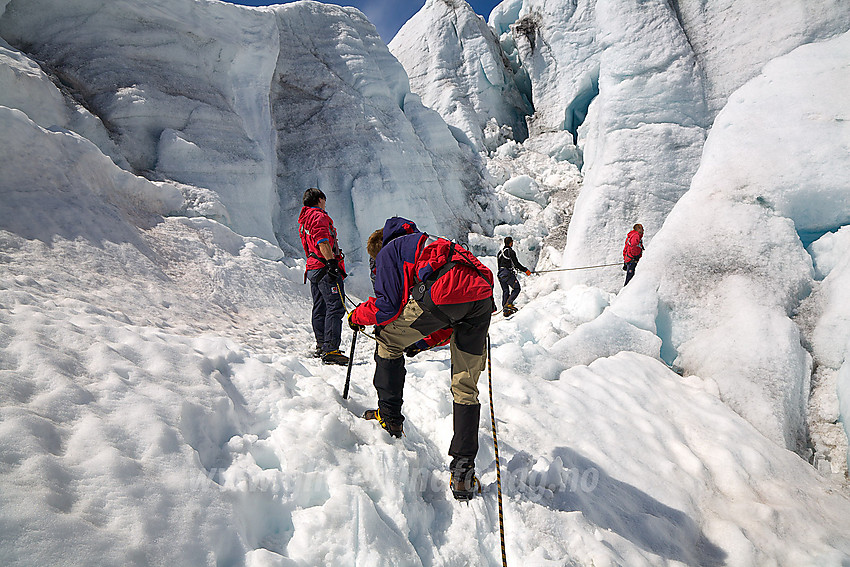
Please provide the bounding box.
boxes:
[404,344,426,358]
[347,311,365,333]
[325,259,343,283]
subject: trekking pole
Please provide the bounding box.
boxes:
[337,283,359,399]
[532,262,622,273]
[487,335,508,567]
[342,328,357,399]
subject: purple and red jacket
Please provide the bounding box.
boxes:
[351,217,493,327]
[298,205,344,272]
[623,230,644,263]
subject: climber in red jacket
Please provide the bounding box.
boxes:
[622,223,644,286]
[298,187,349,365]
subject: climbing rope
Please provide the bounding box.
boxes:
[532,262,622,273]
[487,335,508,567]
[337,285,380,344]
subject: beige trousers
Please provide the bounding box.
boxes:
[376,300,487,405]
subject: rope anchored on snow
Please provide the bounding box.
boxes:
[532,262,622,273]
[487,335,508,567]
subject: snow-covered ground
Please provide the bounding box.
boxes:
[2,0,850,565]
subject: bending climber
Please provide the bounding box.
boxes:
[367,227,452,359]
[497,236,531,316]
[348,217,494,501]
[298,187,349,365]
[623,223,644,286]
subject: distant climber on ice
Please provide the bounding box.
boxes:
[348,217,494,501]
[496,236,531,316]
[623,223,644,286]
[298,187,349,365]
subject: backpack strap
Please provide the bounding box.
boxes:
[411,238,456,302]
[411,239,491,303]
[454,244,491,284]
[427,241,458,280]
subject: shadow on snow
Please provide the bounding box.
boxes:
[511,447,727,567]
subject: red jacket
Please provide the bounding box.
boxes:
[298,206,344,271]
[623,230,644,262]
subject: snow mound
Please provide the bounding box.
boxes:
[613,30,850,451]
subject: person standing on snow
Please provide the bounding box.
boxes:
[298,187,349,365]
[497,236,531,316]
[348,217,494,501]
[622,223,644,286]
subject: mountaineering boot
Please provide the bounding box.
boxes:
[312,343,323,358]
[503,303,517,316]
[363,409,404,438]
[321,349,349,366]
[373,353,406,420]
[449,457,479,501]
[448,403,481,501]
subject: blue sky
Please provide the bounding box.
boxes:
[221,0,503,43]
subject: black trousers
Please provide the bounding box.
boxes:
[497,268,520,307]
[624,259,639,286]
[307,269,345,352]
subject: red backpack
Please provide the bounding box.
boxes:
[412,236,493,306]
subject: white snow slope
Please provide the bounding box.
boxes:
[2,0,850,566]
[670,0,850,117]
[608,30,850,455]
